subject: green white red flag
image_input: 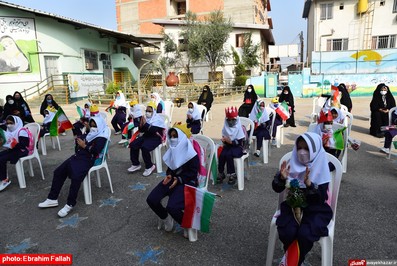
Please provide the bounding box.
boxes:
[50,107,73,136]
[182,185,216,233]
[276,101,290,121]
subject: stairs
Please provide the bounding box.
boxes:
[26,85,69,107]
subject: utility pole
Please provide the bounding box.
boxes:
[299,31,304,70]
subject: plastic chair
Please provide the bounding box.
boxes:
[233,117,254,191]
[186,134,215,242]
[163,100,174,126]
[15,123,45,188]
[311,97,327,123]
[265,152,342,266]
[82,128,113,205]
[40,133,61,156]
[251,107,275,164]
[205,109,213,122]
[195,104,207,134]
[150,114,169,173]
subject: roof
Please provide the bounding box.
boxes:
[152,19,275,45]
[0,0,155,47]
[302,0,312,19]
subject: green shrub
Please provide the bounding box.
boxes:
[234,76,248,86]
[106,82,120,94]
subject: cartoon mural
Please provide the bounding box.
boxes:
[0,17,39,74]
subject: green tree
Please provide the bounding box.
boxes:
[231,47,248,86]
[241,33,260,68]
[187,10,233,82]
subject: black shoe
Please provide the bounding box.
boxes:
[284,123,290,128]
[290,124,297,127]
[227,173,237,185]
[376,132,384,138]
[217,172,225,184]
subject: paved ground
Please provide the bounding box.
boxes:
[0,96,396,266]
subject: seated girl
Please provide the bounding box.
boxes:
[118,100,144,144]
[380,108,397,154]
[0,115,31,191]
[268,98,284,146]
[218,106,245,185]
[248,99,270,157]
[38,117,109,217]
[186,102,202,134]
[40,107,56,138]
[330,107,345,124]
[127,102,166,177]
[150,93,165,114]
[72,102,91,137]
[146,127,199,232]
[272,132,332,265]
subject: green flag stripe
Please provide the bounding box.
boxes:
[200,192,215,233]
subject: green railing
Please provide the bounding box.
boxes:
[20,74,68,100]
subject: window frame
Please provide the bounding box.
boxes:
[84,50,99,70]
[320,3,334,20]
[326,38,348,51]
[371,35,397,49]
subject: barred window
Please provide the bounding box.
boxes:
[326,38,348,51]
[320,3,333,20]
[371,35,396,49]
[84,50,98,70]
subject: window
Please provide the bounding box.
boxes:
[236,34,246,48]
[120,46,130,57]
[372,35,396,49]
[320,3,333,20]
[326,38,348,51]
[339,3,344,10]
[393,0,397,12]
[169,0,187,16]
[177,1,186,15]
[84,50,98,70]
[208,71,223,83]
[143,43,161,55]
[380,1,385,6]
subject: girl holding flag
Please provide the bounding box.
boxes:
[110,91,127,135]
[0,116,31,191]
[269,98,284,146]
[272,133,332,265]
[118,100,143,144]
[40,107,56,137]
[186,102,202,134]
[248,100,270,157]
[278,86,296,127]
[38,116,109,217]
[72,102,91,137]
[146,127,199,232]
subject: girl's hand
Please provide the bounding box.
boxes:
[162,175,172,185]
[280,161,290,180]
[304,166,311,187]
[76,138,86,149]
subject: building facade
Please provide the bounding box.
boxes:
[0,1,151,100]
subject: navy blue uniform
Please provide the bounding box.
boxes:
[0,135,29,181]
[218,138,244,174]
[186,118,201,134]
[111,107,127,133]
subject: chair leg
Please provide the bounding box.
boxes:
[320,236,333,266]
[234,158,244,191]
[51,136,56,149]
[96,170,101,188]
[342,150,347,173]
[36,156,45,180]
[56,137,61,151]
[15,161,26,189]
[104,163,114,193]
[263,140,269,164]
[265,221,278,266]
[40,138,47,156]
[154,148,162,173]
[83,175,92,205]
[28,160,34,177]
[188,228,198,242]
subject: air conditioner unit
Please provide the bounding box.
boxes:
[85,62,94,70]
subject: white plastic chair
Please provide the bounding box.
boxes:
[251,107,275,164]
[205,109,213,122]
[195,104,207,134]
[150,114,169,173]
[163,100,174,126]
[186,134,215,242]
[15,123,45,188]
[83,128,113,205]
[265,152,342,266]
[40,133,61,156]
[233,117,254,191]
[311,97,327,123]
[386,106,397,159]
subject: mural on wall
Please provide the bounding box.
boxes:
[0,17,39,75]
[311,49,397,74]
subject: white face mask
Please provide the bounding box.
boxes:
[146,112,153,118]
[170,138,178,147]
[8,100,14,105]
[7,124,16,131]
[297,149,310,165]
[324,124,332,131]
[380,91,387,96]
[247,89,252,93]
[90,127,98,133]
[188,108,194,113]
[45,114,49,117]
[283,91,288,95]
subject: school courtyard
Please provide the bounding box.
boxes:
[0,96,396,265]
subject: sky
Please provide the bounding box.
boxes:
[3,0,307,66]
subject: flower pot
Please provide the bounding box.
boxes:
[166,72,179,86]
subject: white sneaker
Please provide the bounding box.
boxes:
[163,215,174,232]
[380,147,390,154]
[114,131,121,135]
[0,179,11,191]
[118,139,128,145]
[58,204,73,218]
[38,199,59,208]
[254,150,260,157]
[127,165,141,173]
[61,132,67,136]
[271,139,277,146]
[143,165,156,177]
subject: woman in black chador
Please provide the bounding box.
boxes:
[370,83,396,138]
[238,84,258,118]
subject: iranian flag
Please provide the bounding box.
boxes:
[276,101,290,121]
[279,240,300,266]
[50,107,73,136]
[210,155,218,185]
[122,122,134,139]
[76,104,84,118]
[182,185,216,233]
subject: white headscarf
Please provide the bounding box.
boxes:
[288,132,331,187]
[330,107,345,124]
[4,115,25,149]
[132,104,144,118]
[222,116,245,141]
[163,128,197,170]
[146,111,166,129]
[187,102,202,121]
[151,93,161,106]
[84,102,91,118]
[86,116,109,143]
[43,109,56,124]
[249,99,269,124]
[114,91,126,108]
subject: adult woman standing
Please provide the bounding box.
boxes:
[278,86,296,127]
[370,83,396,138]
